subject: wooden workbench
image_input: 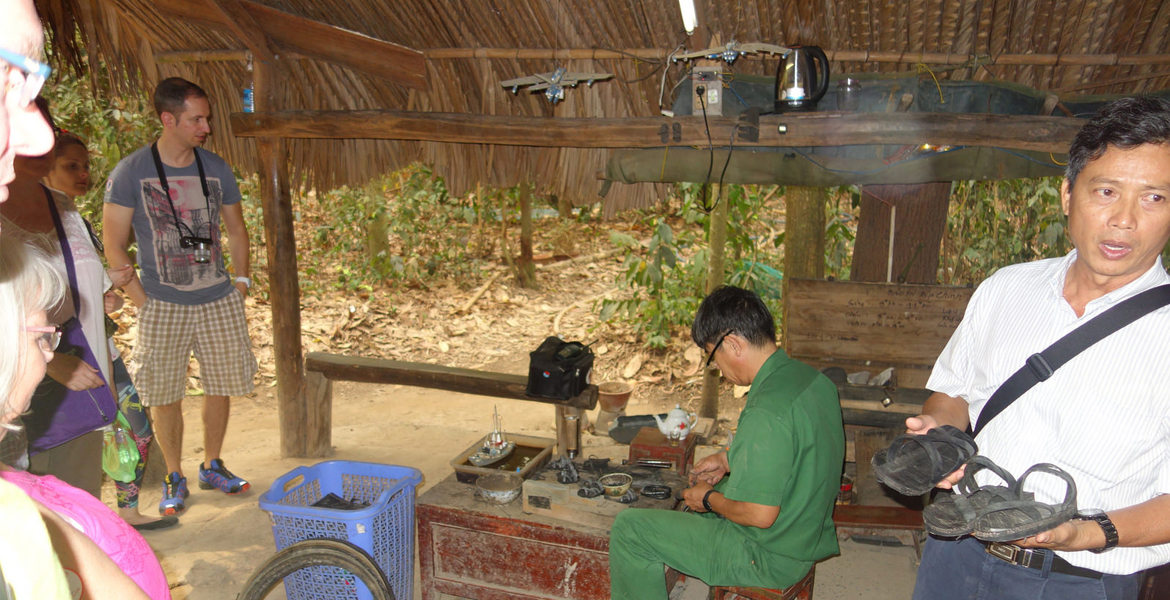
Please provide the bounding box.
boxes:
[417,470,682,600]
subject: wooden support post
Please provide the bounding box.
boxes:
[304,370,332,457]
[782,187,827,345]
[518,182,537,288]
[254,57,312,458]
[700,183,729,421]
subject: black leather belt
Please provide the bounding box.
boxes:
[983,542,1104,580]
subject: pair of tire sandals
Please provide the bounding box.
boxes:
[872,425,1078,542]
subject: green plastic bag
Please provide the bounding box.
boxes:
[102,412,139,483]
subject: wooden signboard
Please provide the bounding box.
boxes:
[784,278,974,389]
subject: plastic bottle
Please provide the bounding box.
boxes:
[243,54,254,113]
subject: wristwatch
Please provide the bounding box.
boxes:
[702,489,717,513]
[1075,509,1119,553]
[234,276,252,289]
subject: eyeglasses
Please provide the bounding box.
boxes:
[25,325,62,352]
[704,330,733,369]
[0,46,51,109]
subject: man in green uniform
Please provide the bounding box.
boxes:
[609,286,844,600]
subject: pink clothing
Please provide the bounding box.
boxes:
[0,470,171,599]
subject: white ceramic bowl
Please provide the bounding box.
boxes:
[600,472,633,497]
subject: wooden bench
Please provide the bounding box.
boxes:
[833,504,926,558]
[711,566,815,600]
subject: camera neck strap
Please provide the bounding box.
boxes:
[150,141,212,239]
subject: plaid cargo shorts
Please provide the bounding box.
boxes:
[128,290,258,407]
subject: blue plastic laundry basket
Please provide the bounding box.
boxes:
[259,461,423,600]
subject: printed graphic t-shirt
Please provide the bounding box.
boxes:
[104,144,241,305]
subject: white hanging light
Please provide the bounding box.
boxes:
[678,0,698,35]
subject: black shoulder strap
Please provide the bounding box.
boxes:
[973,283,1170,436]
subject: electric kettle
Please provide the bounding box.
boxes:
[775,45,830,112]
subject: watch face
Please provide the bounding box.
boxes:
[1077,508,1105,518]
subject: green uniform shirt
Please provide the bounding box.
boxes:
[717,348,845,563]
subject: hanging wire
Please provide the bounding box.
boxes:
[916,63,946,104]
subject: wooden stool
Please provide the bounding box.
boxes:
[628,427,697,475]
[711,566,815,600]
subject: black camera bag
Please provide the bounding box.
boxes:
[526,336,594,400]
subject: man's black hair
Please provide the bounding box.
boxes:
[691,285,776,349]
[1066,96,1170,191]
[153,77,208,118]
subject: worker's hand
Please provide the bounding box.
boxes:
[904,414,965,489]
[107,264,136,288]
[46,353,105,391]
[234,281,249,297]
[689,451,729,487]
[682,482,714,513]
[1014,520,1103,552]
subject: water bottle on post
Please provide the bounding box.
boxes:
[242,53,254,113]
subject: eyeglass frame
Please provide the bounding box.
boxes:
[0,46,51,109]
[703,330,734,369]
[25,324,62,352]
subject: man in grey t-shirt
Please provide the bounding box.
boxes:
[103,77,257,517]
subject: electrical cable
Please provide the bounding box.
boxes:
[696,86,717,212]
[657,45,685,112]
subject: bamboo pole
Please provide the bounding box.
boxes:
[156,47,1170,67]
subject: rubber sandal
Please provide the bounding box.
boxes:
[872,425,978,496]
[971,462,1077,543]
[923,455,1024,538]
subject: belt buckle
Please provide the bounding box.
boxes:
[986,542,1020,564]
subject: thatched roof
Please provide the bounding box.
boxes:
[36,0,1170,211]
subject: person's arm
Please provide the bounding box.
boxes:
[682,481,780,528]
[903,391,973,489]
[220,202,250,296]
[1017,494,1170,551]
[102,203,146,308]
[689,451,730,486]
[36,502,150,600]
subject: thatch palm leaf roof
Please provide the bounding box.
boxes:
[35,0,1170,210]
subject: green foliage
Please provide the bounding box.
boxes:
[824,186,860,280]
[43,69,160,224]
[304,164,483,290]
[940,178,1069,285]
[599,219,705,349]
[600,183,792,348]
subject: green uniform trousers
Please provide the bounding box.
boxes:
[608,507,812,600]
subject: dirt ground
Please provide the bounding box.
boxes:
[104,224,918,599]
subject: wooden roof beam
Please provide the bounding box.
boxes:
[153,0,426,90]
[230,111,1085,153]
[207,0,277,63]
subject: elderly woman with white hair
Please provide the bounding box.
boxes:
[0,235,159,600]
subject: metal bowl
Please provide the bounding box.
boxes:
[476,472,523,505]
[599,472,633,497]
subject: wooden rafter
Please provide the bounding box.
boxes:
[230,110,1086,153]
[153,0,427,90]
[206,0,277,63]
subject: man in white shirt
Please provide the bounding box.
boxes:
[910,97,1170,600]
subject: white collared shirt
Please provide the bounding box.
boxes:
[929,250,1170,574]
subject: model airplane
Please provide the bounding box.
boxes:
[673,41,790,64]
[500,67,613,104]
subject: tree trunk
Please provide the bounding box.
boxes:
[517,182,537,288]
[700,184,729,421]
[850,183,951,284]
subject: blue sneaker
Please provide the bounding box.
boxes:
[159,472,188,516]
[199,459,250,495]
